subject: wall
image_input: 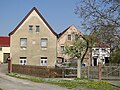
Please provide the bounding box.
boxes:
[0,47,10,63]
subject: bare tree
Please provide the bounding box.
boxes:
[75,0,120,51]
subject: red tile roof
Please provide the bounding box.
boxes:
[94,40,109,48]
[0,36,10,47]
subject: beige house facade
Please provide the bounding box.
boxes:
[57,25,90,66]
[9,7,57,67]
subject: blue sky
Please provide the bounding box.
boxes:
[0,0,81,36]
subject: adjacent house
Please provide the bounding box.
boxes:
[92,41,110,66]
[57,25,90,66]
[0,36,10,63]
[9,7,57,67]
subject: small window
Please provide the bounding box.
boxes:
[19,57,27,65]
[68,34,71,40]
[20,38,27,47]
[29,25,33,31]
[36,26,40,32]
[40,57,47,66]
[61,46,64,53]
[0,47,2,51]
[75,34,78,40]
[41,38,48,48]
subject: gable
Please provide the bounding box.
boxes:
[9,7,57,36]
[58,25,83,41]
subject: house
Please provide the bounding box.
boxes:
[9,7,57,67]
[57,25,90,67]
[0,36,10,63]
[92,41,110,66]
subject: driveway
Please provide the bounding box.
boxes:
[0,64,69,90]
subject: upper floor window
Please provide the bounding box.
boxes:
[61,46,64,53]
[20,38,27,47]
[75,34,78,40]
[19,57,27,65]
[29,25,33,31]
[68,34,71,40]
[0,47,2,51]
[36,26,40,32]
[41,38,48,48]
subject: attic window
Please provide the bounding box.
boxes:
[68,34,71,40]
[29,25,33,31]
[36,26,40,32]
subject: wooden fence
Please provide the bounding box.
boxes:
[12,64,120,79]
[12,64,62,78]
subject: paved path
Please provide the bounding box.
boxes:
[0,64,69,90]
[109,81,120,88]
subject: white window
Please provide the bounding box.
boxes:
[19,57,27,65]
[20,38,27,47]
[68,34,71,40]
[41,38,48,48]
[40,57,47,66]
[36,26,40,32]
[0,47,2,51]
[29,25,33,31]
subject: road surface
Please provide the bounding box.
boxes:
[0,64,69,90]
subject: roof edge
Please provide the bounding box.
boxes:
[9,7,57,36]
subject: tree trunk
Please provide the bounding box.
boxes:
[77,58,81,78]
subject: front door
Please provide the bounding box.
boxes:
[93,58,97,66]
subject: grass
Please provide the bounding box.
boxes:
[8,73,120,90]
[0,88,2,90]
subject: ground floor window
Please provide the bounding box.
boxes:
[19,57,27,65]
[40,57,47,66]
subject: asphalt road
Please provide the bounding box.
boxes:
[0,64,69,90]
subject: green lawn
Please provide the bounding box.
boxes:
[8,73,120,90]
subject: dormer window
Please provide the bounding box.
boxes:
[36,26,40,32]
[68,34,71,40]
[29,25,33,31]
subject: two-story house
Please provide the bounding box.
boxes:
[0,36,10,63]
[9,7,57,67]
[57,25,90,67]
[92,41,110,66]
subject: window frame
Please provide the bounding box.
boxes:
[36,25,40,32]
[29,25,33,31]
[41,38,48,48]
[67,34,71,40]
[40,57,47,66]
[20,38,27,48]
[19,57,27,65]
[61,45,64,53]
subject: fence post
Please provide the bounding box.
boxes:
[8,58,12,73]
[98,62,102,80]
[62,68,64,78]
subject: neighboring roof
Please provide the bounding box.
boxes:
[58,25,72,38]
[58,25,83,38]
[94,40,110,48]
[9,7,57,36]
[0,36,10,47]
